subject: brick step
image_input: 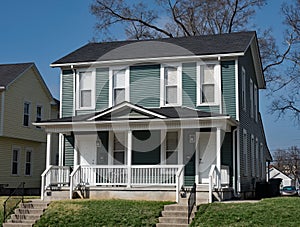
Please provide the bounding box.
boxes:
[161,211,195,219]
[158,217,189,224]
[15,208,44,215]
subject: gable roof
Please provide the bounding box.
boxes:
[0,62,54,101]
[0,63,34,87]
[51,31,256,66]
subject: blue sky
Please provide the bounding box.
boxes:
[0,0,299,152]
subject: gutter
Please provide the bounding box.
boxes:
[50,52,245,68]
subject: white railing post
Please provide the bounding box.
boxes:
[127,131,132,188]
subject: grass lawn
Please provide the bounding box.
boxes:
[35,199,172,227]
[191,197,300,227]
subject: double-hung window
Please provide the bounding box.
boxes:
[12,147,20,175]
[243,129,248,176]
[23,102,30,126]
[242,67,246,110]
[77,71,95,109]
[36,105,42,128]
[161,64,181,106]
[113,69,126,105]
[254,84,258,122]
[197,63,220,105]
[166,131,178,164]
[164,67,178,105]
[250,78,254,118]
[25,149,32,176]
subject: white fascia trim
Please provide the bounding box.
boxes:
[0,86,5,90]
[0,91,5,135]
[50,53,245,68]
[88,102,167,121]
[34,115,237,127]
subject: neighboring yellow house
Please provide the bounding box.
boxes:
[0,63,58,195]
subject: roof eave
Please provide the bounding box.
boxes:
[50,52,245,68]
[0,86,6,91]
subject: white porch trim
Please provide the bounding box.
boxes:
[46,133,52,168]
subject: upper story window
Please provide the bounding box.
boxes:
[197,63,220,106]
[36,105,42,128]
[110,67,129,106]
[250,78,254,118]
[242,67,246,111]
[161,64,181,106]
[254,84,258,122]
[77,70,95,109]
[23,102,30,127]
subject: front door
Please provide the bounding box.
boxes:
[183,130,196,186]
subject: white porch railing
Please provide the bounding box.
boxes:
[68,165,185,201]
[208,165,230,203]
[41,165,70,200]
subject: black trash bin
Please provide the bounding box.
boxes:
[268,178,282,197]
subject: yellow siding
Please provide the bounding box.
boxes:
[3,67,52,142]
[0,137,46,189]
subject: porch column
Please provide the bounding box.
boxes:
[127,131,132,188]
[216,128,221,189]
[46,132,52,168]
[58,133,64,166]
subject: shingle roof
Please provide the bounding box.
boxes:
[0,63,34,87]
[39,102,226,123]
[52,31,256,65]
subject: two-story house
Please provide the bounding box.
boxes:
[0,63,58,195]
[36,31,272,202]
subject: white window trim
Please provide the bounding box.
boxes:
[23,101,31,127]
[197,61,221,106]
[109,66,130,107]
[25,148,33,176]
[108,131,127,165]
[36,104,43,129]
[242,67,246,111]
[243,129,248,176]
[76,69,96,110]
[160,63,182,107]
[11,146,20,176]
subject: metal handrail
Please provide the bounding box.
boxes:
[188,183,196,224]
[3,182,25,222]
[176,165,185,203]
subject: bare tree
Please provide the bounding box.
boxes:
[267,0,300,123]
[273,146,300,184]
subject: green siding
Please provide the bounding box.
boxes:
[64,135,74,167]
[130,65,160,107]
[61,72,74,117]
[197,105,220,113]
[222,61,236,118]
[96,68,109,111]
[132,130,160,164]
[182,62,197,108]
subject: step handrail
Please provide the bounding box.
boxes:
[3,182,25,222]
[188,183,196,224]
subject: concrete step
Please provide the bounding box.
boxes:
[19,202,48,209]
[158,217,189,224]
[15,208,44,215]
[3,223,34,227]
[163,204,188,212]
[156,223,189,227]
[7,219,36,224]
[11,214,41,220]
[161,211,195,219]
